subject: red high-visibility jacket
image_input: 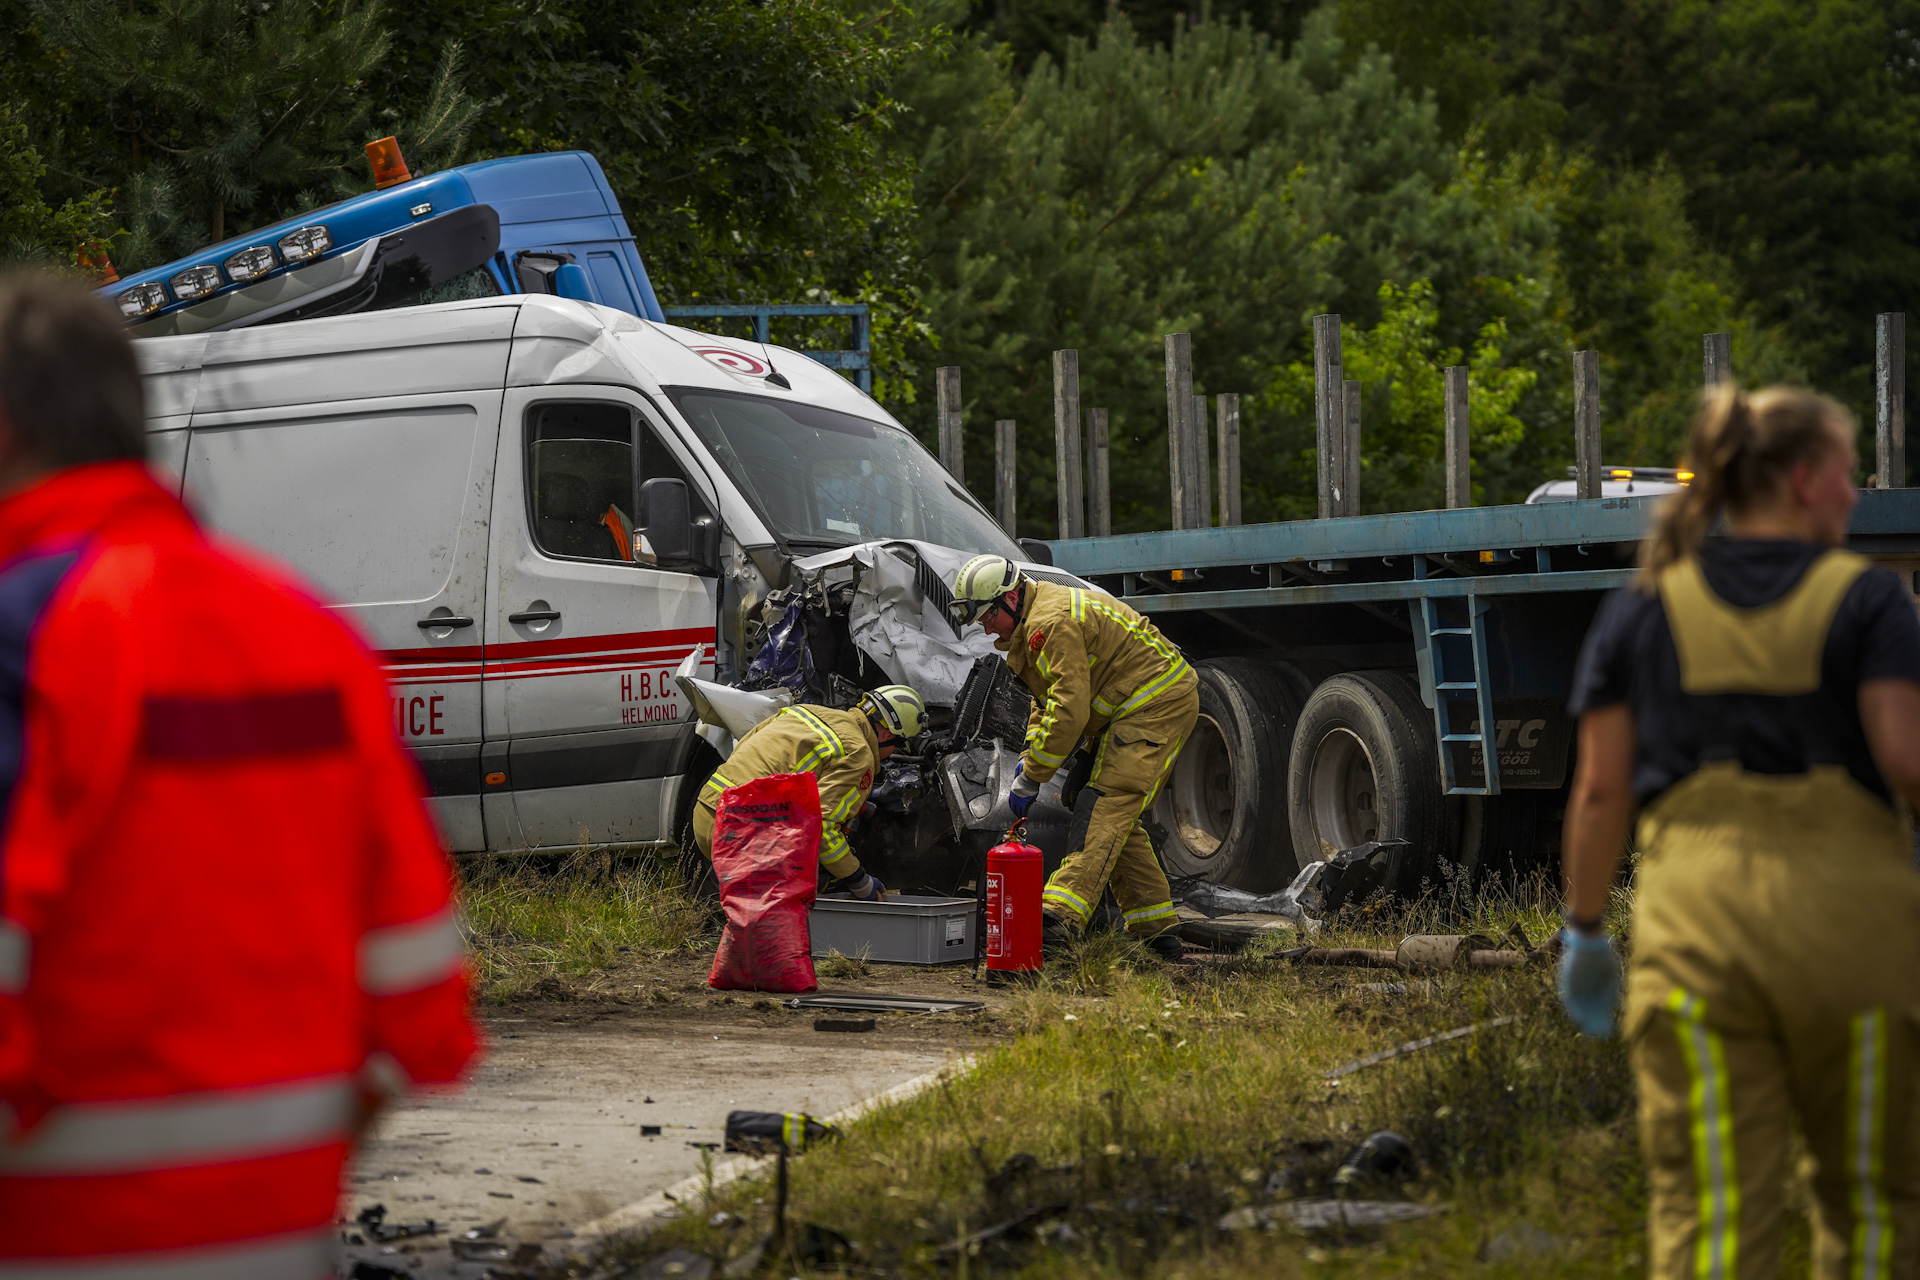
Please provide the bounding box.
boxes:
[0,462,478,1276]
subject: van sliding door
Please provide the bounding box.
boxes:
[488,386,719,851]
[181,391,501,852]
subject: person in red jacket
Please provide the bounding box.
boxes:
[0,273,479,1274]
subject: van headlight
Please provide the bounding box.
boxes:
[222,245,278,282]
[115,282,169,319]
[167,265,223,302]
[276,225,332,264]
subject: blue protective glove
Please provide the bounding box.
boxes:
[1008,762,1038,820]
[847,872,886,902]
[1556,928,1621,1037]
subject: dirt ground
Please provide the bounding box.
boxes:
[339,950,1021,1277]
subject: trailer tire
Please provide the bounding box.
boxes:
[1149,657,1309,892]
[1286,670,1452,896]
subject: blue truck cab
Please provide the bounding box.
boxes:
[104,151,666,335]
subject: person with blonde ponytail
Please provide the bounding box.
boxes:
[1561,383,1920,1279]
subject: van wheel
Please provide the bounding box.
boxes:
[1286,670,1453,897]
[1150,658,1312,892]
[673,743,721,904]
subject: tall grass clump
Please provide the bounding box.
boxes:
[458,852,712,999]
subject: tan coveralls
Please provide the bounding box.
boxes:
[1000,580,1197,936]
[691,704,879,882]
[1627,550,1920,1280]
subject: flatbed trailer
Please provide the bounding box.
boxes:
[1041,488,1920,895]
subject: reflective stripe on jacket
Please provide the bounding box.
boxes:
[999,580,1191,783]
[699,704,878,876]
[0,462,478,1265]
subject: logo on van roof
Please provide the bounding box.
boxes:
[692,347,769,377]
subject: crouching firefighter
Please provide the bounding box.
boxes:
[949,555,1196,962]
[691,686,927,900]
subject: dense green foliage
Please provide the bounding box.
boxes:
[2,0,1914,526]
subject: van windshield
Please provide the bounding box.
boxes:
[667,387,1021,556]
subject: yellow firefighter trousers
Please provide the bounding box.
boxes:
[1040,673,1197,938]
[1627,762,1920,1280]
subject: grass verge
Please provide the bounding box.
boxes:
[561,874,1660,1278]
[458,852,711,1000]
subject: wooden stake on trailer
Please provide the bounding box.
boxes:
[1193,394,1213,528]
[1573,350,1602,500]
[1164,334,1195,529]
[1878,314,1906,489]
[1342,379,1361,516]
[1313,315,1342,519]
[1053,350,1084,539]
[1216,394,1241,527]
[936,366,963,483]
[995,418,1018,534]
[1703,333,1732,388]
[1444,365,1470,510]
[1088,408,1112,536]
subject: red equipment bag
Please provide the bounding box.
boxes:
[707,771,822,993]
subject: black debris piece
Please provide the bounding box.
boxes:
[985,1152,1039,1195]
[352,1204,438,1243]
[813,1016,876,1033]
[1294,839,1411,915]
[1337,1131,1418,1184]
[348,1264,412,1280]
[641,1124,663,1136]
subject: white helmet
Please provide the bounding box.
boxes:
[949,553,1024,628]
[860,685,927,740]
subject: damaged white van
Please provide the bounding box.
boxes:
[136,295,1077,885]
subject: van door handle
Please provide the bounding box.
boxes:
[417,616,475,629]
[509,610,561,624]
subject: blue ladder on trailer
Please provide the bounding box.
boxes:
[1419,592,1502,796]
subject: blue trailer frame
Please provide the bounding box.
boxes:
[1045,489,1920,800]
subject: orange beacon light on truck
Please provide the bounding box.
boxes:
[366,137,413,190]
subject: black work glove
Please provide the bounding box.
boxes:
[1059,742,1098,811]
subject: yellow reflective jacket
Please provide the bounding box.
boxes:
[998,580,1192,784]
[700,704,878,877]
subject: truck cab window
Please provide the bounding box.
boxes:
[526,402,706,565]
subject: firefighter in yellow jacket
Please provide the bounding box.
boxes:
[950,554,1196,961]
[692,686,927,900]
[1561,385,1920,1279]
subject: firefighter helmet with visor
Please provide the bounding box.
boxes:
[949,553,1025,628]
[860,685,927,740]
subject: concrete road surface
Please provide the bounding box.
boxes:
[338,1001,978,1276]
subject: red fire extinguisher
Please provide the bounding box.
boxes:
[985,822,1044,972]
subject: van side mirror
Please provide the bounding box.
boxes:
[639,478,718,573]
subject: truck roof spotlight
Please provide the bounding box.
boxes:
[223,244,278,283]
[115,282,168,320]
[168,265,223,303]
[277,225,333,264]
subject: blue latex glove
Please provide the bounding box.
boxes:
[848,872,886,902]
[1008,763,1038,819]
[1557,928,1621,1037]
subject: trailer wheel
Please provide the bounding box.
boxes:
[1150,657,1310,892]
[1286,670,1452,896]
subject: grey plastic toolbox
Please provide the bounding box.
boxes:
[809,895,978,965]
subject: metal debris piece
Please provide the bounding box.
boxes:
[1286,1199,1448,1231]
[641,1124,663,1136]
[785,993,985,1014]
[724,1110,838,1155]
[935,1202,1071,1255]
[1324,1016,1522,1081]
[637,1248,714,1279]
